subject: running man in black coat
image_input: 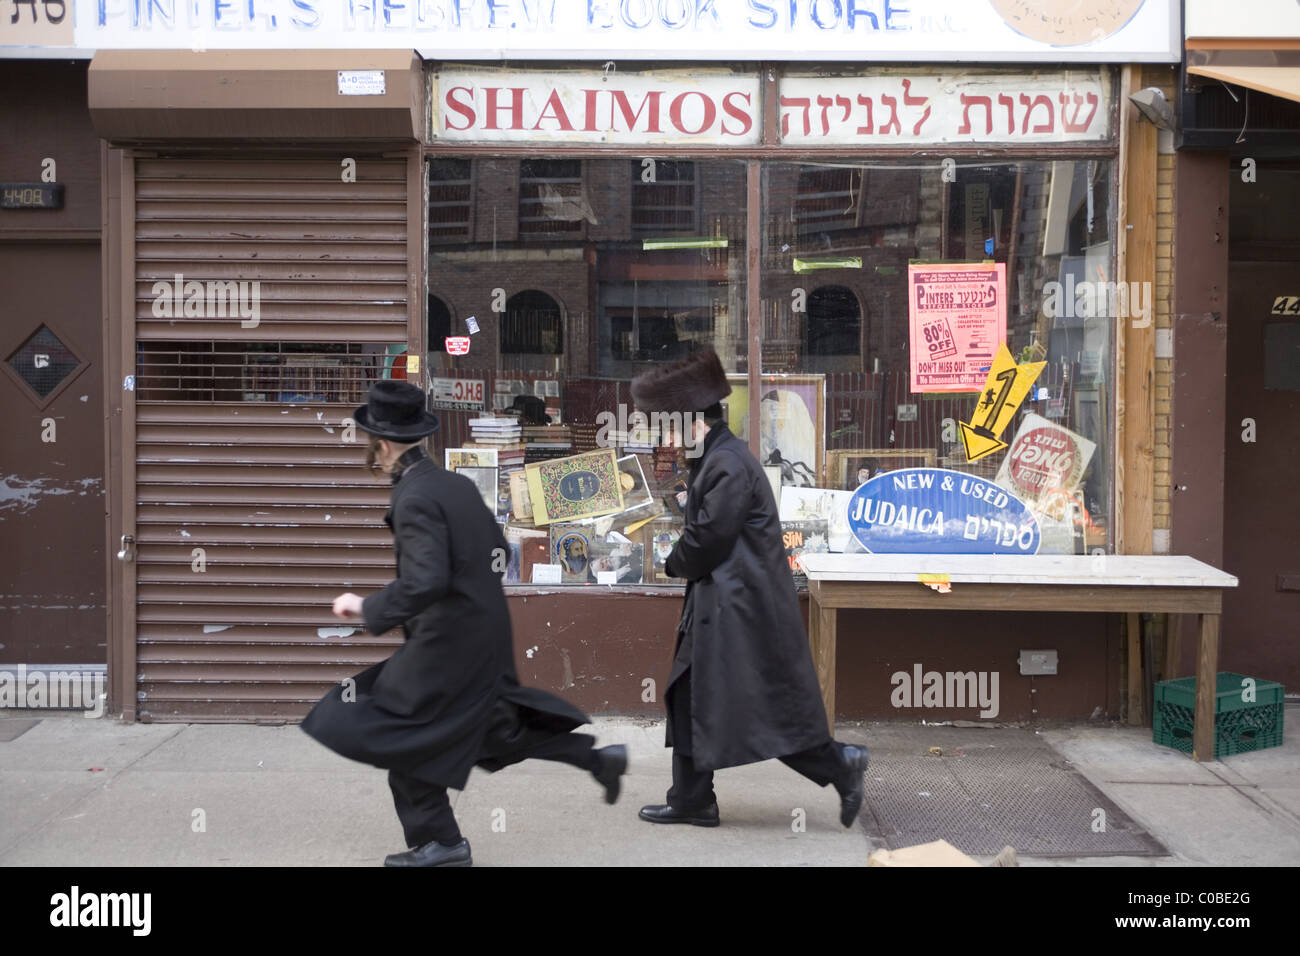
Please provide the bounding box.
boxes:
[630,350,869,829]
[301,381,627,867]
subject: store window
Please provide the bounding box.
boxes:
[805,285,862,358]
[502,290,564,355]
[427,295,452,353]
[428,158,473,244]
[518,159,587,239]
[631,159,697,235]
[428,154,1115,588]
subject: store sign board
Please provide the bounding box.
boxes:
[428,376,485,410]
[433,68,761,145]
[1186,0,1300,40]
[0,0,1178,60]
[908,263,1007,393]
[780,71,1110,145]
[847,467,1041,555]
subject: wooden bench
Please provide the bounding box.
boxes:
[800,554,1239,761]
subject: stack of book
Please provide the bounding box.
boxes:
[467,416,523,447]
[499,447,527,520]
[569,422,600,453]
[522,424,572,464]
[621,429,657,455]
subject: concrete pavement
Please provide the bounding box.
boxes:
[2,708,1298,866]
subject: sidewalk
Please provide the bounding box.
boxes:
[2,709,1298,866]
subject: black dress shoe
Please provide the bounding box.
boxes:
[383,838,472,867]
[638,803,720,827]
[835,744,870,828]
[592,744,629,804]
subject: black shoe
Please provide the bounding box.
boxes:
[638,803,720,827]
[835,744,870,828]
[383,837,472,867]
[593,744,629,805]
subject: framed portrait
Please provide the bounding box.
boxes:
[647,516,682,583]
[724,374,825,488]
[827,448,937,491]
[588,536,645,585]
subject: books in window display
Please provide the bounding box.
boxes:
[548,520,645,585]
[523,425,571,440]
[524,449,624,525]
[524,447,572,465]
[569,422,600,452]
[503,524,549,585]
[278,355,341,403]
[780,518,829,587]
[469,417,522,444]
[647,516,683,583]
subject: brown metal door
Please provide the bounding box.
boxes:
[1223,260,1300,689]
[0,241,104,666]
[116,152,420,720]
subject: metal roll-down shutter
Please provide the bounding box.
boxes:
[130,154,414,720]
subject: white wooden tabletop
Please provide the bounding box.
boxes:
[798,553,1239,589]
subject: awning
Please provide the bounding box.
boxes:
[89,50,424,142]
[1186,49,1300,105]
[1188,65,1300,105]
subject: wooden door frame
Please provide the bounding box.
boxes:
[103,143,138,721]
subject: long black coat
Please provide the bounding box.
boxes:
[664,424,831,770]
[301,450,589,790]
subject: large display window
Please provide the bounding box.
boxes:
[424,153,1116,586]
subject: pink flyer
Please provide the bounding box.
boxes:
[907,263,1006,393]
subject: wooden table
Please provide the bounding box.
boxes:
[800,554,1239,761]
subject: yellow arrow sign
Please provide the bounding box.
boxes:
[959,344,1046,463]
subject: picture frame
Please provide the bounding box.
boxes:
[456,465,500,514]
[588,534,646,585]
[827,448,938,491]
[724,374,825,488]
[445,447,498,471]
[647,515,683,583]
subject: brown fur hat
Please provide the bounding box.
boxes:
[630,348,731,413]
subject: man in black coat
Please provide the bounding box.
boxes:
[630,350,870,829]
[301,381,627,867]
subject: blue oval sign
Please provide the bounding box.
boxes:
[557,470,600,502]
[847,468,1040,555]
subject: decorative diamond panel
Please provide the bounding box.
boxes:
[6,326,81,400]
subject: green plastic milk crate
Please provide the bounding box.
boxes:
[1153,672,1285,759]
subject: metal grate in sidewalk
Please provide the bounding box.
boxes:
[858,725,1167,858]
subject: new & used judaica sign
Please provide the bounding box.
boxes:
[847,467,1040,555]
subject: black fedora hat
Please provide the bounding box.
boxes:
[352,380,440,441]
[509,394,552,425]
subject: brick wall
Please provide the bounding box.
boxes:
[1148,65,1177,552]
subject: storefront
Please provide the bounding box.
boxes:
[2,0,1187,721]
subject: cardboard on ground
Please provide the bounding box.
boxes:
[959,344,1046,463]
[867,839,982,867]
